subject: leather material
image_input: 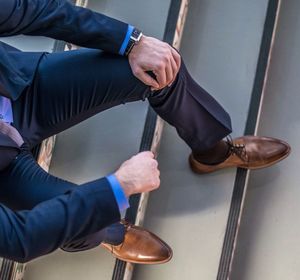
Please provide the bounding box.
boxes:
[189,136,291,173]
[101,221,173,264]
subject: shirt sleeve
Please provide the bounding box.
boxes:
[118,25,135,55]
[106,174,130,213]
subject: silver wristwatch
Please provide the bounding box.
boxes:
[125,28,143,56]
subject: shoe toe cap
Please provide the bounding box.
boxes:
[146,234,173,263]
[131,228,173,264]
[260,137,291,160]
[242,136,291,164]
[115,225,173,264]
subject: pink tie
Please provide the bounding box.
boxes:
[0,121,24,147]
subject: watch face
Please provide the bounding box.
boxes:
[132,28,141,40]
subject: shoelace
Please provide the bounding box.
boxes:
[225,136,249,162]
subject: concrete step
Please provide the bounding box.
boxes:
[231,0,300,279]
[134,0,275,279]
[0,0,280,279]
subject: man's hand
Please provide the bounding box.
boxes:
[128,35,181,91]
[114,151,160,197]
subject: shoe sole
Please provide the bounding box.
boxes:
[104,249,173,265]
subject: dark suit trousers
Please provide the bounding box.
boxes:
[1,49,232,251]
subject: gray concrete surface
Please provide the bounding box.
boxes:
[1,36,54,52]
[134,0,269,279]
[231,1,300,279]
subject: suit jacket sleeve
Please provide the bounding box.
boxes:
[0,177,120,263]
[0,0,130,54]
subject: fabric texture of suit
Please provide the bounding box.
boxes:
[0,0,130,167]
[0,0,128,101]
[0,0,129,262]
[0,144,121,261]
[0,0,232,263]
[0,164,120,263]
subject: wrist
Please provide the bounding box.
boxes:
[128,35,147,62]
[114,172,132,198]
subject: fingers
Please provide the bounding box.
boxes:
[151,161,160,189]
[166,56,175,87]
[154,46,181,89]
[132,67,160,89]
[169,54,178,86]
[155,61,167,90]
[171,47,181,69]
[128,36,181,90]
[134,151,160,190]
[152,176,161,190]
[151,158,159,169]
[169,48,181,86]
[136,151,158,171]
[138,151,155,159]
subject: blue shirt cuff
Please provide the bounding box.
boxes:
[119,25,134,55]
[106,174,130,213]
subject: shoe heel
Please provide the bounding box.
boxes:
[188,154,219,174]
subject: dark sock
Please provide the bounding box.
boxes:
[193,140,230,165]
[103,223,126,246]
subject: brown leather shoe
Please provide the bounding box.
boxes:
[189,136,291,174]
[101,221,172,264]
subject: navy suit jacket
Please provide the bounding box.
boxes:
[0,0,130,163]
[0,0,127,262]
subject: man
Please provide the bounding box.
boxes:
[0,0,290,264]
